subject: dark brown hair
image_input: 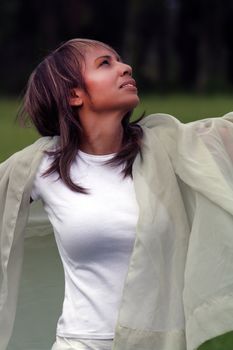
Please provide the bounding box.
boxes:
[19,38,144,194]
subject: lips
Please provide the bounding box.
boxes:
[119,79,137,89]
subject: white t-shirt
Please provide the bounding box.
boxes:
[31,150,139,339]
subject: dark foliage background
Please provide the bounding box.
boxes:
[1,0,233,94]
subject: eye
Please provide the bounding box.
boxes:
[99,59,110,67]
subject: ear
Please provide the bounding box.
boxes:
[69,88,83,107]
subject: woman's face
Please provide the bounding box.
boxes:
[74,46,139,114]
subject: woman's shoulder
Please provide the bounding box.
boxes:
[137,113,182,130]
[136,112,233,173]
[137,111,233,141]
[138,111,233,128]
[136,113,183,151]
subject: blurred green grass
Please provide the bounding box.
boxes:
[136,93,233,122]
[1,95,233,348]
[1,94,233,161]
[0,98,38,162]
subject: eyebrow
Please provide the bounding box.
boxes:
[94,54,122,63]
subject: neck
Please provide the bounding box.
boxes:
[78,111,125,155]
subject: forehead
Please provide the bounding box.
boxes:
[83,45,121,64]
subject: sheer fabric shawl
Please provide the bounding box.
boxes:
[0,114,233,350]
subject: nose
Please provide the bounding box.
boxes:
[119,62,132,76]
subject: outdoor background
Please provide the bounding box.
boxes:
[1,0,233,349]
[1,0,233,162]
[1,0,233,161]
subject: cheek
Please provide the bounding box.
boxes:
[86,81,117,105]
[88,80,114,94]
[85,72,115,92]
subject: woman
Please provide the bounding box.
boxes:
[1,38,233,350]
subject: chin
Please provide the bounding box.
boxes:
[124,95,140,110]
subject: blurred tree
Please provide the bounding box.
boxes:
[0,0,233,94]
[224,0,233,86]
[122,0,174,91]
[0,0,91,94]
[0,0,128,94]
[87,0,128,51]
[175,0,201,90]
[197,0,225,91]
[176,0,229,91]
